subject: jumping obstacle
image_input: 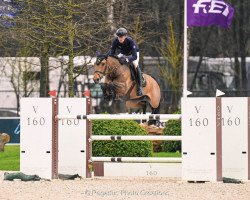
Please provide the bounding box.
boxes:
[56,114,181,120]
[20,97,250,182]
[20,98,182,179]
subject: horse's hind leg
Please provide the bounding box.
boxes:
[148,103,161,126]
[141,102,147,123]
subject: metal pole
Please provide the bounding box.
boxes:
[183,0,188,97]
[56,114,181,120]
[91,135,182,141]
[91,157,182,163]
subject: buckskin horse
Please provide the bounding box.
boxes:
[93,54,161,115]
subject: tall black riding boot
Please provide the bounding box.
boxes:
[136,67,143,96]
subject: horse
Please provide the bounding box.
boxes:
[93,54,161,116]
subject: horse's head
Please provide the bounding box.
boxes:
[93,54,108,84]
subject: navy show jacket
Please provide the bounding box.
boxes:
[109,36,139,62]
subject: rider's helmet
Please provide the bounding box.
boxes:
[116,28,128,37]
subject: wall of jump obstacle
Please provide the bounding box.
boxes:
[20,97,250,182]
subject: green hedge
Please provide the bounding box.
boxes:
[92,120,153,157]
[161,114,181,152]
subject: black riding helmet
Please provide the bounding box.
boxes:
[116,28,128,37]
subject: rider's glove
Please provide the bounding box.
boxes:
[119,57,129,65]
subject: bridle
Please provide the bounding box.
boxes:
[94,57,108,79]
[94,55,119,81]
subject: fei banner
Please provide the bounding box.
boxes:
[187,0,234,28]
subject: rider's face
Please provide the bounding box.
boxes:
[118,36,126,44]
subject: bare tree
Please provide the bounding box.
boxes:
[13,0,110,97]
[0,55,39,112]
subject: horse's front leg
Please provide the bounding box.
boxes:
[107,82,117,100]
[100,83,111,101]
[102,81,124,101]
[110,81,126,99]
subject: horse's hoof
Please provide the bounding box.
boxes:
[109,92,116,100]
[104,95,111,102]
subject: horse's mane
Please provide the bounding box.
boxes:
[108,55,119,60]
[96,54,119,60]
[107,55,123,68]
[96,53,126,71]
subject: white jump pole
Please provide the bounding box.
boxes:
[57,114,181,120]
[91,135,182,141]
[91,157,182,163]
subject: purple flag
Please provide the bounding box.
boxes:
[187,0,234,28]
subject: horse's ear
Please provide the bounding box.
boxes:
[96,51,100,56]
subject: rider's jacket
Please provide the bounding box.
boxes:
[109,36,139,62]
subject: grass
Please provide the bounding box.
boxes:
[0,145,20,171]
[152,151,181,157]
[0,145,181,171]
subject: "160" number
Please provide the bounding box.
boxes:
[27,117,45,125]
[222,117,240,126]
[189,118,209,126]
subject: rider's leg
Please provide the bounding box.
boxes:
[132,52,143,96]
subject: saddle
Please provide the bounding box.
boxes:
[114,55,146,87]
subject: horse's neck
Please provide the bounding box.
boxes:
[107,58,130,81]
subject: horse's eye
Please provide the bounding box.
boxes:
[101,63,105,66]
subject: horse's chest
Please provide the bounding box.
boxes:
[107,74,116,81]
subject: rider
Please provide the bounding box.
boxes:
[108,27,143,96]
